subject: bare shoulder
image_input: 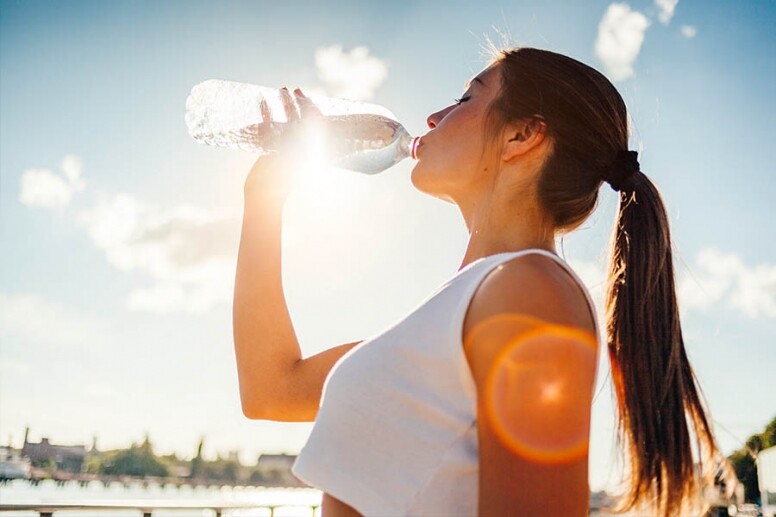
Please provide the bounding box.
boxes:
[464,253,595,338]
[462,253,597,371]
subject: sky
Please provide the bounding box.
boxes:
[1,0,774,493]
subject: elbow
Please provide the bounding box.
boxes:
[233,354,298,421]
[238,379,289,420]
[240,386,311,423]
[241,406,261,420]
[240,398,268,420]
[239,385,271,420]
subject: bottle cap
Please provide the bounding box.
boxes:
[410,137,421,160]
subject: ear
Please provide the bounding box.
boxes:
[501,117,548,163]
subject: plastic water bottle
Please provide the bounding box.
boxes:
[185,80,420,174]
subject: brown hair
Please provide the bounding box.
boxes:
[486,47,721,516]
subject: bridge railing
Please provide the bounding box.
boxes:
[0,499,320,516]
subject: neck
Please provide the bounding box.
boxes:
[457,191,557,271]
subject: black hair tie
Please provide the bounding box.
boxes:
[604,150,640,192]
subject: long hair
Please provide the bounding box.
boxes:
[487,47,721,516]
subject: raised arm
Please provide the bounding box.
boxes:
[233,154,362,422]
[232,88,361,422]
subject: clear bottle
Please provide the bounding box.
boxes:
[185,79,420,175]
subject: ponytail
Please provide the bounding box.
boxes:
[605,171,720,516]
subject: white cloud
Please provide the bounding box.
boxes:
[18,154,85,209]
[655,0,679,24]
[60,154,85,191]
[19,169,73,209]
[677,248,776,319]
[562,248,776,342]
[595,3,650,82]
[729,259,776,319]
[314,45,388,101]
[77,193,241,314]
[0,292,107,349]
[680,25,697,38]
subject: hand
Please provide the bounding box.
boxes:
[243,87,322,204]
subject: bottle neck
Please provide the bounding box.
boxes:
[397,126,419,161]
[409,136,421,160]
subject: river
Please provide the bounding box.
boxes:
[0,479,322,516]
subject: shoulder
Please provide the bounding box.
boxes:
[462,252,597,381]
[463,252,595,343]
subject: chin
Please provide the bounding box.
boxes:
[410,161,436,195]
[410,163,457,204]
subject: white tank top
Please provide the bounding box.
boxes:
[291,249,600,516]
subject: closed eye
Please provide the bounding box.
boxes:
[454,96,471,105]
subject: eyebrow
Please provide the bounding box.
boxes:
[464,76,486,90]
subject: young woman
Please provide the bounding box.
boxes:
[232,47,721,516]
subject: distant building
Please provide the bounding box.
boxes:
[257,453,295,470]
[759,446,776,517]
[22,437,86,473]
[167,464,191,478]
[588,490,616,513]
[0,446,32,479]
[256,453,299,486]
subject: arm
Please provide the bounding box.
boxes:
[233,155,361,422]
[462,254,598,516]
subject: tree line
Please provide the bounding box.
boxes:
[728,415,776,503]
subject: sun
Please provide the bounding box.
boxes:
[295,122,363,205]
[281,122,365,250]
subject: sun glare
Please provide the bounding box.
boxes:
[294,119,361,202]
[281,120,365,251]
[539,379,563,403]
[480,318,598,464]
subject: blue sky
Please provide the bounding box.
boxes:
[1,0,774,492]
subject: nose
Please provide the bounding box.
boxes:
[426,106,453,129]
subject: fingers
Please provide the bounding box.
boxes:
[259,98,272,124]
[263,87,321,125]
[293,88,323,118]
[278,87,300,123]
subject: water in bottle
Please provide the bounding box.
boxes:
[185,80,420,174]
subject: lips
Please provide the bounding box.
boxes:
[413,136,425,159]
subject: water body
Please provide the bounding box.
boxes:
[0,479,322,517]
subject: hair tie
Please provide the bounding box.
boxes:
[604,150,640,192]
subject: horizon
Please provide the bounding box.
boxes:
[1,0,775,493]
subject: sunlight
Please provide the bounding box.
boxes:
[539,379,563,403]
[295,118,362,206]
[281,119,365,251]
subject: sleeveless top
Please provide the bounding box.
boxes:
[291,249,600,516]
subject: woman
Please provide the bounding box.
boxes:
[232,47,722,516]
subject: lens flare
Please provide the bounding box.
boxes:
[297,118,329,186]
[289,118,358,203]
[480,317,597,464]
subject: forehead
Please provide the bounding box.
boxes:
[464,65,500,90]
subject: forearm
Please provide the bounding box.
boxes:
[232,197,301,417]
